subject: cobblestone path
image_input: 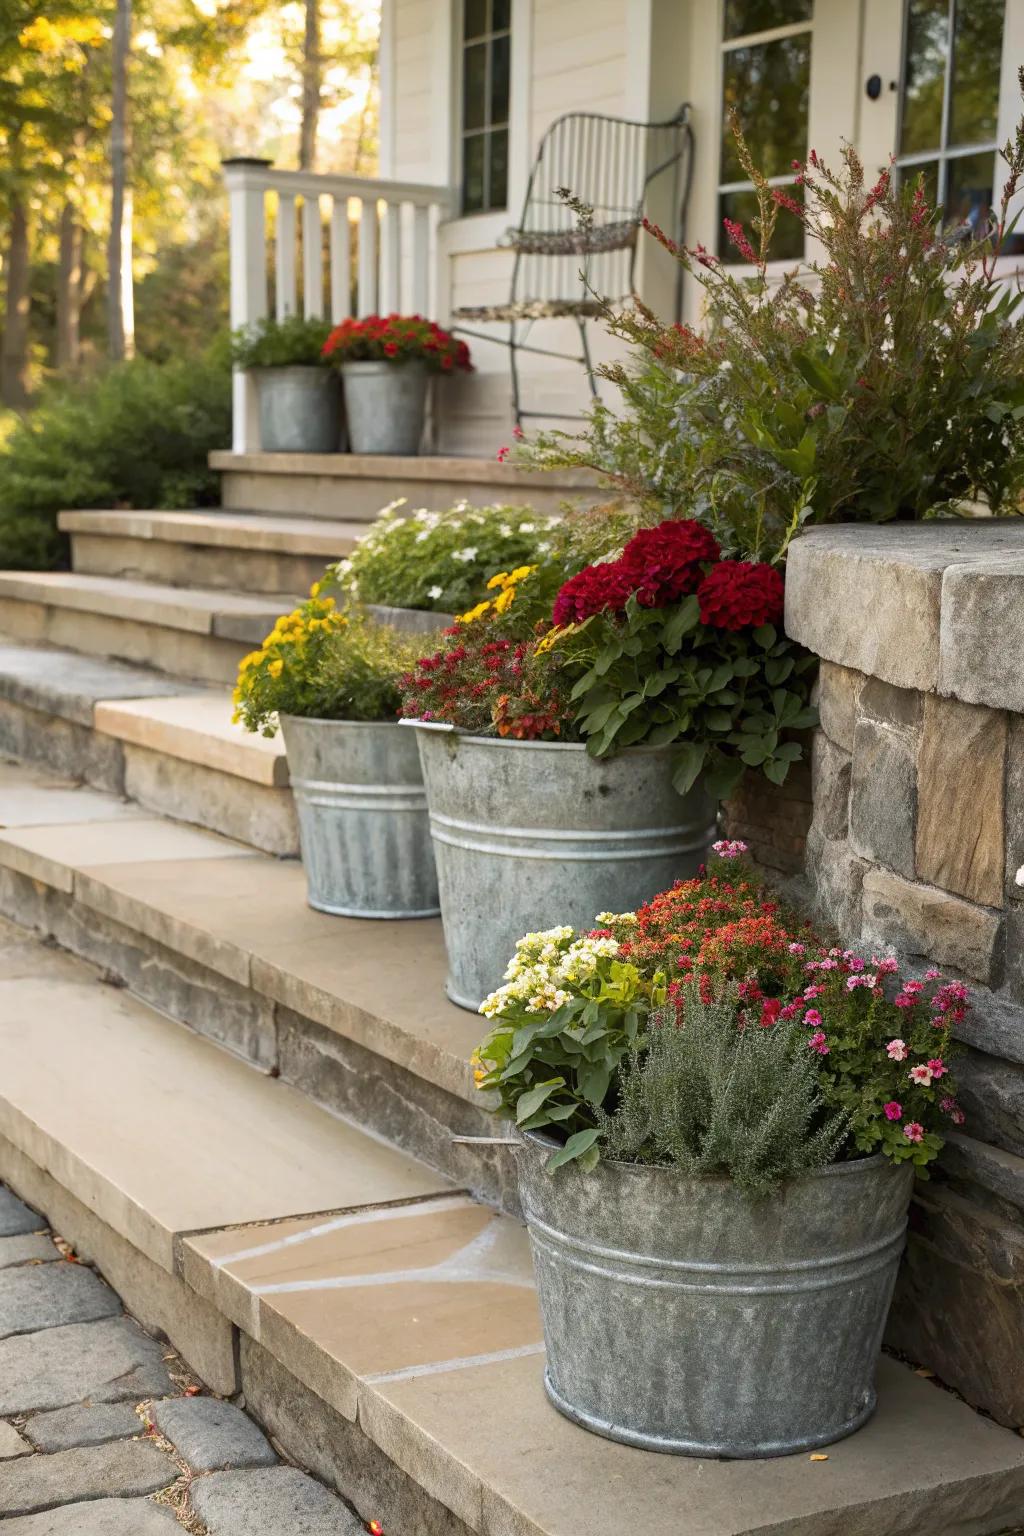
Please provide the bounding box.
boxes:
[0,1184,367,1533]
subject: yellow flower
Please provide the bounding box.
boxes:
[456,599,492,625]
[535,623,575,655]
[486,571,508,591]
[493,586,515,614]
[310,581,322,597]
[509,564,536,584]
[268,658,284,678]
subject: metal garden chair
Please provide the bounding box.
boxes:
[453,104,694,428]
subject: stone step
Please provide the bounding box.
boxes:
[59,509,363,595]
[2,920,1022,1536]
[0,646,296,855]
[210,449,598,520]
[0,756,512,1203]
[0,573,296,685]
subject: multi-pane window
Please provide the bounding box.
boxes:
[897,0,1005,237]
[460,0,511,215]
[718,1,812,263]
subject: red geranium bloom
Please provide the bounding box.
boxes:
[619,520,720,607]
[697,560,785,630]
[552,560,640,626]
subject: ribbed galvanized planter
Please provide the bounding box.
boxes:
[364,602,454,636]
[411,728,717,1010]
[281,716,438,918]
[256,367,343,453]
[517,1131,915,1458]
[341,360,429,455]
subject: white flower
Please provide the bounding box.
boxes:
[518,521,535,533]
[499,524,513,537]
[1016,864,1024,887]
[415,529,431,543]
[427,585,443,600]
[536,541,551,554]
[453,546,478,562]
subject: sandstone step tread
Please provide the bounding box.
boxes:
[180,1203,1024,1536]
[209,449,597,488]
[0,572,295,641]
[93,693,288,789]
[0,643,201,727]
[57,508,370,557]
[0,762,478,1103]
[0,923,451,1271]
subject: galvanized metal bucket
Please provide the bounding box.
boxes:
[411,728,717,1010]
[256,367,343,453]
[281,715,438,918]
[364,602,454,636]
[341,360,429,455]
[516,1131,915,1458]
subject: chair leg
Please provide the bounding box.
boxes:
[509,318,523,431]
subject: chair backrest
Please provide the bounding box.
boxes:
[510,106,692,309]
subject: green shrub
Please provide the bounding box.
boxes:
[0,341,231,570]
[230,315,332,369]
[597,986,848,1201]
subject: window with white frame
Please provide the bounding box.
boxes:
[460,0,511,216]
[896,0,1005,237]
[718,1,813,263]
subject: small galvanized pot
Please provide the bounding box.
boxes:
[280,715,438,918]
[516,1131,915,1458]
[364,602,453,636]
[411,728,716,1010]
[341,360,429,455]
[256,367,343,453]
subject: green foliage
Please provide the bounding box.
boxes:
[334,501,561,613]
[554,601,818,800]
[474,926,656,1170]
[230,314,333,370]
[596,987,849,1200]
[233,591,421,736]
[0,343,231,566]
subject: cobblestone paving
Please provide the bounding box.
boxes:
[0,1185,366,1533]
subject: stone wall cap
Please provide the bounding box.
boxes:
[786,524,1024,708]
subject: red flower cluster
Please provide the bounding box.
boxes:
[696,560,785,631]
[322,314,472,374]
[552,519,720,626]
[399,629,566,739]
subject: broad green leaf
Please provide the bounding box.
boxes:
[515,1079,564,1125]
[545,1127,602,1173]
[672,741,707,794]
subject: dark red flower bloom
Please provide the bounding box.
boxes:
[552,560,640,626]
[552,520,720,626]
[697,561,785,631]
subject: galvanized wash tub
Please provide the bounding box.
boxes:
[280,716,438,918]
[411,728,717,1010]
[255,367,343,453]
[517,1131,915,1458]
[341,360,429,455]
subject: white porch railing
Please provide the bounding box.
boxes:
[223,158,455,453]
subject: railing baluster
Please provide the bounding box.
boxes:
[302,194,324,318]
[410,204,430,315]
[275,193,297,320]
[329,198,352,321]
[379,201,402,314]
[357,198,378,317]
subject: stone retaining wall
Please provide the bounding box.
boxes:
[786,524,1024,1428]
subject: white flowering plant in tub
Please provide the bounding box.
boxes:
[329,499,558,614]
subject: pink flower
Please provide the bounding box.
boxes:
[496,446,510,462]
[779,1002,801,1020]
[904,1122,925,1144]
[804,1008,823,1027]
[846,973,877,990]
[927,1058,947,1079]
[874,956,899,975]
[803,984,825,1000]
[711,838,749,859]
[884,1101,902,1122]
[886,1039,908,1061]
[924,968,940,980]
[846,955,866,973]
[787,942,806,955]
[807,1029,829,1055]
[909,1064,934,1086]
[894,993,918,1009]
[722,217,757,264]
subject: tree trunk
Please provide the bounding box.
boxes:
[56,202,83,372]
[107,0,134,360]
[1,196,32,410]
[299,0,321,171]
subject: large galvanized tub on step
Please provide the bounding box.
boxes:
[516,1131,915,1458]
[411,727,716,1010]
[281,716,438,918]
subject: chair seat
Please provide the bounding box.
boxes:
[505,219,638,255]
[453,298,606,323]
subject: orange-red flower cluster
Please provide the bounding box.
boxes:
[322,314,472,374]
